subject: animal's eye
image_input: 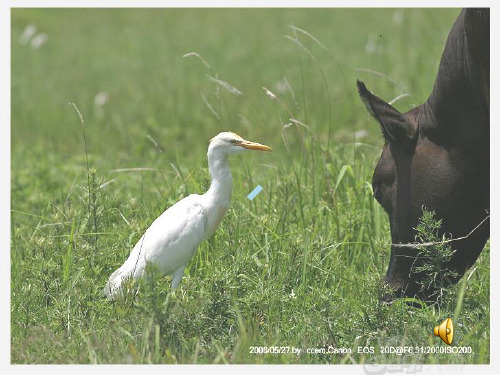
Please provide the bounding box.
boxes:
[372,183,382,202]
[230,140,237,145]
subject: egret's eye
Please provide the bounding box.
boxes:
[230,140,238,145]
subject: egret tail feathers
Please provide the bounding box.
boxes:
[103,269,122,300]
[103,267,134,300]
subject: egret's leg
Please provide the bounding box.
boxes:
[171,265,186,289]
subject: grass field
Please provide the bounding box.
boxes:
[11,8,489,364]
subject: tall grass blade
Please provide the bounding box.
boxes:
[63,217,77,285]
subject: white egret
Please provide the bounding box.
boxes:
[104,132,271,299]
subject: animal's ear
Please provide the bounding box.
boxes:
[357,80,415,143]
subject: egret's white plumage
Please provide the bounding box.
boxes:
[104,132,271,299]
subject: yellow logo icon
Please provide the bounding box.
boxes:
[433,318,454,345]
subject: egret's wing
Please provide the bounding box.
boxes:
[109,194,207,284]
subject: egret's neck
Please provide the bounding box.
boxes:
[206,149,233,205]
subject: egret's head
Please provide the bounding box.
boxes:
[208,131,272,156]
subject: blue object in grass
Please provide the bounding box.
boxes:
[247,185,263,200]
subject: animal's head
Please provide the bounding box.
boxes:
[208,131,272,156]
[357,79,489,302]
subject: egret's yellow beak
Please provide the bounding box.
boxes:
[240,140,272,151]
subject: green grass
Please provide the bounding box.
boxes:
[11,8,489,364]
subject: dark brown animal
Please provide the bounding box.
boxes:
[357,8,489,301]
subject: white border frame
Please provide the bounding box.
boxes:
[3,1,497,374]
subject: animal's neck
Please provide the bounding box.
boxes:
[206,150,233,206]
[427,9,489,140]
